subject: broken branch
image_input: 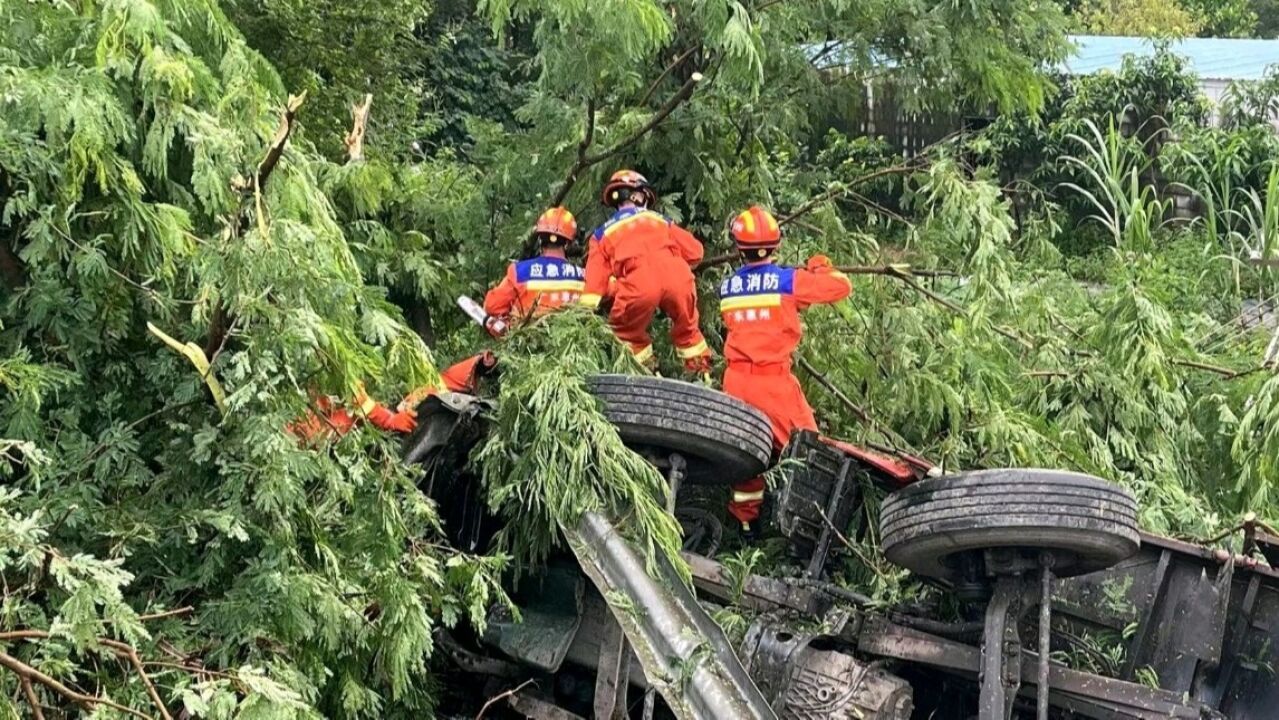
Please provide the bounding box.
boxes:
[583,72,703,165]
[0,631,172,720]
[256,92,306,190]
[21,675,45,720]
[204,92,305,359]
[343,94,373,163]
[638,45,700,107]
[779,165,915,227]
[138,606,195,623]
[796,355,873,425]
[475,679,536,720]
[98,639,173,720]
[0,650,153,720]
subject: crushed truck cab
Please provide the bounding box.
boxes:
[408,375,1278,720]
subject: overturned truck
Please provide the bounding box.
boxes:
[410,375,1279,720]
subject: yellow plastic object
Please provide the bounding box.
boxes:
[146,322,227,414]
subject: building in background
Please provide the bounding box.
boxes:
[1066,35,1279,124]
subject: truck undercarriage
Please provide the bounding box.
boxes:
[410,375,1278,720]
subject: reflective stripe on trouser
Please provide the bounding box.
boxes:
[608,259,705,363]
[677,339,709,359]
[728,476,766,524]
[631,344,654,364]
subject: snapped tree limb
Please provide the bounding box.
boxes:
[344,94,373,163]
[638,45,701,106]
[584,73,703,165]
[203,92,306,359]
[0,648,154,720]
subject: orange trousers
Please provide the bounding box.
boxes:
[609,258,709,368]
[723,363,818,525]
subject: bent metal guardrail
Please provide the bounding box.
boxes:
[565,511,778,720]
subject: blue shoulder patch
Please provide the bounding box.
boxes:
[592,207,645,241]
[719,264,795,298]
[516,257,585,282]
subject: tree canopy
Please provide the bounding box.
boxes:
[3,0,1279,716]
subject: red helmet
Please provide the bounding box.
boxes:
[730,206,781,251]
[601,170,656,208]
[534,206,577,243]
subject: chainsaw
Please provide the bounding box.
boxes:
[457,295,507,337]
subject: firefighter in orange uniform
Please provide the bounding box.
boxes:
[580,170,711,373]
[290,352,500,442]
[397,351,499,413]
[288,383,417,441]
[719,206,852,537]
[483,207,585,334]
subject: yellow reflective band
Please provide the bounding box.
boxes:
[677,340,709,358]
[764,212,779,234]
[632,345,654,363]
[525,280,585,291]
[739,211,756,235]
[358,395,377,415]
[732,490,765,502]
[603,211,661,237]
[579,293,602,309]
[563,210,574,223]
[720,294,783,312]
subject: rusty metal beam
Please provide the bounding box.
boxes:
[683,552,833,616]
[1121,549,1172,680]
[594,617,631,720]
[508,691,588,719]
[858,618,1205,719]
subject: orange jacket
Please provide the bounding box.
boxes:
[397,352,495,413]
[484,256,585,319]
[581,207,703,308]
[719,256,851,366]
[288,385,416,441]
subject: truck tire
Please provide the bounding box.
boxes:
[879,469,1139,581]
[587,374,773,486]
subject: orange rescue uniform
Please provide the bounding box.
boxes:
[580,207,710,367]
[397,352,497,413]
[290,353,496,442]
[719,255,852,525]
[483,256,586,321]
[288,384,416,441]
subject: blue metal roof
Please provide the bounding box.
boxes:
[1065,35,1279,81]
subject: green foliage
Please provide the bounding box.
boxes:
[9,0,1277,712]
[974,46,1207,252]
[1221,68,1279,130]
[474,312,687,574]
[1180,0,1259,36]
[0,1,507,716]
[1074,0,1204,37]
[1256,0,1279,36]
[225,0,434,158]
